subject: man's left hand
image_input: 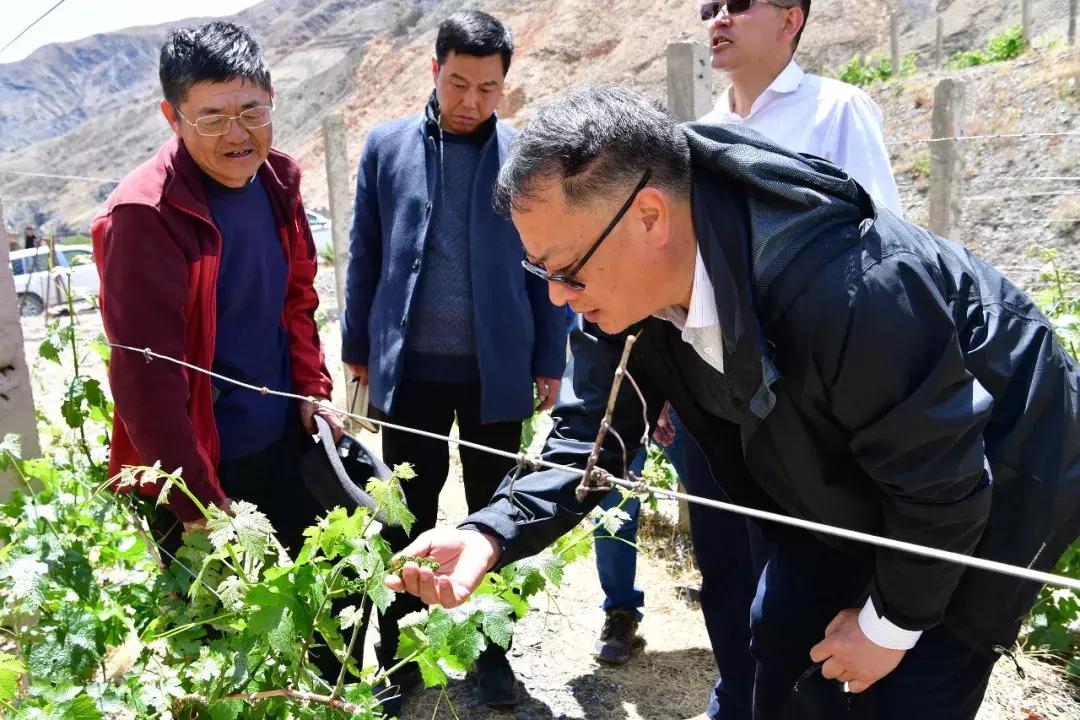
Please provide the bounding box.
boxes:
[809,608,906,693]
[299,398,345,443]
[535,378,561,413]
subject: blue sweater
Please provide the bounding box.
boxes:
[403,129,485,382]
[203,173,291,459]
[341,100,568,423]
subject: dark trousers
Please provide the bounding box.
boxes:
[150,415,321,557]
[149,415,360,680]
[751,540,997,720]
[675,418,768,720]
[377,378,522,656]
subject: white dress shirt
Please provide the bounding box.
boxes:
[692,60,919,650]
[655,248,725,375]
[700,60,903,217]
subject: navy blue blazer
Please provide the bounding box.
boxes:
[341,107,567,423]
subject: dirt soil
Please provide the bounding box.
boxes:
[17,268,1080,720]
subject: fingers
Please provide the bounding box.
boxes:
[535,378,560,412]
[535,380,552,412]
[847,679,871,694]
[393,563,468,609]
[396,532,435,561]
[809,637,835,665]
[820,656,845,681]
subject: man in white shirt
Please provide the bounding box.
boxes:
[700,0,902,213]
[667,3,904,718]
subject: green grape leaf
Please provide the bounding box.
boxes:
[0,652,25,702]
[207,501,274,558]
[471,594,515,650]
[338,604,363,630]
[365,474,415,534]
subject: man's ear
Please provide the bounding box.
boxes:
[431,55,440,84]
[784,7,806,47]
[636,187,669,246]
[160,99,181,137]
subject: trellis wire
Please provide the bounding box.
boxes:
[101,341,1080,593]
[886,129,1080,146]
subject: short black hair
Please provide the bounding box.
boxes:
[435,10,514,75]
[159,21,271,107]
[495,85,692,217]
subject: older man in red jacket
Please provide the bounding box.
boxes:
[92,21,341,549]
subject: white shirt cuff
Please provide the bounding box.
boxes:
[858,597,922,650]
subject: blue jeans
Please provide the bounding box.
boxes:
[593,449,647,620]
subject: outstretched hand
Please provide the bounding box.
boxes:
[384,527,502,608]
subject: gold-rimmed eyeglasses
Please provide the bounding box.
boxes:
[173,102,275,137]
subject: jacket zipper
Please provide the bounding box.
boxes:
[166,198,224,460]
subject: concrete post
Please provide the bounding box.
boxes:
[322,114,374,433]
[665,42,713,122]
[665,42,713,533]
[928,79,966,242]
[1021,0,1033,44]
[0,194,42,498]
[890,14,901,77]
[1069,0,1077,46]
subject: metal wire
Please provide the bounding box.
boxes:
[0,0,68,58]
[886,129,1080,146]
[102,341,1080,593]
[0,169,122,184]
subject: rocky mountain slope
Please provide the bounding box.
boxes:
[0,0,1077,278]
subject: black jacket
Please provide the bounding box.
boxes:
[465,123,1080,651]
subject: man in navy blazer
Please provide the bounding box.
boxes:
[340,10,566,711]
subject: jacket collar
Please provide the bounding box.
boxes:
[159,136,299,225]
[421,90,498,142]
[689,169,749,350]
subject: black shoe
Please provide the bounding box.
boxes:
[473,644,519,708]
[594,608,643,665]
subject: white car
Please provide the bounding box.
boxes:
[307,210,332,252]
[9,244,99,316]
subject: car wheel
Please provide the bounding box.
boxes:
[17,293,45,316]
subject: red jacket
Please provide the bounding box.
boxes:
[91,137,332,521]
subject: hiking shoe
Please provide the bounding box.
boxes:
[594,608,643,665]
[473,644,519,708]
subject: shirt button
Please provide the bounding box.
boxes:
[401,314,408,327]
[704,346,714,355]
[424,201,432,213]
[412,258,421,270]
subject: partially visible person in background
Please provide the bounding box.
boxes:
[23,225,40,250]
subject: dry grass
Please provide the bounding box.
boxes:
[977,650,1079,720]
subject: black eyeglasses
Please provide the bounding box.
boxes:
[521,168,652,292]
[700,0,787,21]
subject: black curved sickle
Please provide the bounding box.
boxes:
[311,414,398,527]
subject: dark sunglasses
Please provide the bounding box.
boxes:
[521,168,653,292]
[700,0,785,21]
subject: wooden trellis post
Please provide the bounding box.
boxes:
[929,79,966,242]
[322,114,375,433]
[666,42,713,533]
